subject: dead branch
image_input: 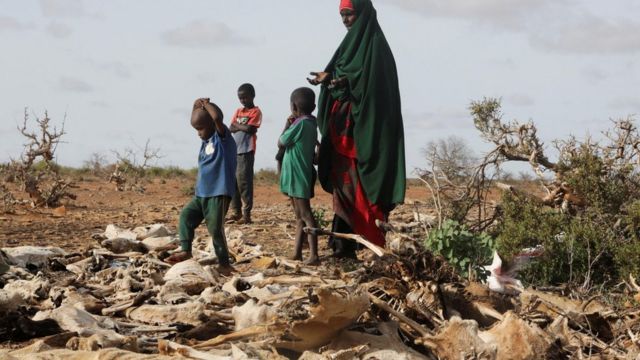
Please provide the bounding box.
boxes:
[471,98,557,174]
[109,139,162,192]
[5,109,74,207]
[304,227,388,256]
[368,293,431,338]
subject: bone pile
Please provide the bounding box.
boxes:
[1,223,640,359]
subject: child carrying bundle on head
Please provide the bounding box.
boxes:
[166,98,237,276]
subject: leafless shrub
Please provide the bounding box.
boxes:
[417,135,499,232]
[109,139,162,192]
[83,152,108,177]
[0,183,18,213]
[2,109,76,208]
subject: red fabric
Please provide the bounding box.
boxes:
[329,99,386,246]
[340,0,354,11]
[330,101,356,158]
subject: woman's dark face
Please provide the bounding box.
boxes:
[340,8,357,29]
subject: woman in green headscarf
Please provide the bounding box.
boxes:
[308,0,406,258]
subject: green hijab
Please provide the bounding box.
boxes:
[317,0,406,207]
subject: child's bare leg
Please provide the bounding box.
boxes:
[291,199,304,261]
[293,198,319,265]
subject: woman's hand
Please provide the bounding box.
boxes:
[307,72,331,86]
[328,76,348,89]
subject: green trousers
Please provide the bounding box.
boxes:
[178,196,231,266]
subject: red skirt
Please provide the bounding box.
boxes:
[329,99,387,246]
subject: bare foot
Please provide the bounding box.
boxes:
[217,264,235,276]
[304,256,320,266]
[165,251,192,265]
[291,254,303,261]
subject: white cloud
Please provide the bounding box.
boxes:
[0,16,33,32]
[380,0,563,30]
[46,22,73,38]
[40,0,85,17]
[406,109,469,131]
[58,77,93,93]
[162,20,247,48]
[530,16,640,54]
[100,62,131,79]
[608,97,640,111]
[384,1,640,54]
[84,59,132,78]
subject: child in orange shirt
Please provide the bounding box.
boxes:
[229,83,262,224]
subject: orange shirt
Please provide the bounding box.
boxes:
[231,107,262,153]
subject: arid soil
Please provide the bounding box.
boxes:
[0,177,430,258]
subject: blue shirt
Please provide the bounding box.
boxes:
[195,127,237,198]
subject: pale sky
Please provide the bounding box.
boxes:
[1,0,639,175]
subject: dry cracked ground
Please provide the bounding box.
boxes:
[0,177,429,257]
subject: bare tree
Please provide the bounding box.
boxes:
[3,109,76,207]
[83,152,108,177]
[109,139,162,192]
[418,134,499,231]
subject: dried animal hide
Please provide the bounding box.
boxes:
[158,340,232,359]
[276,287,370,352]
[101,237,146,254]
[103,224,137,241]
[158,280,192,305]
[3,348,174,359]
[0,289,22,312]
[520,288,613,342]
[232,298,276,330]
[127,301,209,326]
[132,224,171,240]
[2,273,50,305]
[301,322,428,360]
[141,236,176,252]
[222,273,265,296]
[66,333,138,352]
[198,287,236,307]
[2,246,66,269]
[57,287,107,315]
[479,312,560,359]
[163,259,216,295]
[419,316,497,359]
[32,304,137,351]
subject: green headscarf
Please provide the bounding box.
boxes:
[317,0,406,207]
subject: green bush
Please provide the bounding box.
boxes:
[425,219,494,280]
[145,166,188,178]
[495,192,630,287]
[556,144,631,215]
[492,135,640,288]
[312,207,330,229]
[616,200,640,280]
[254,168,279,185]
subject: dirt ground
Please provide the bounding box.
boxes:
[0,177,430,258]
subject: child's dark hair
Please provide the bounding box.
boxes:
[238,83,255,97]
[290,87,316,114]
